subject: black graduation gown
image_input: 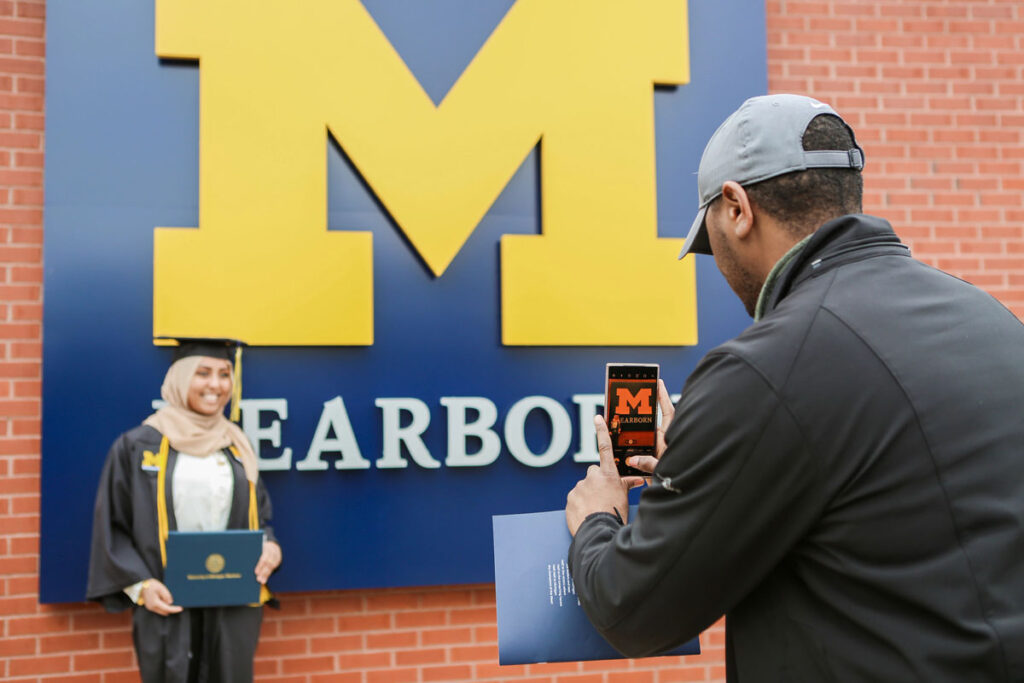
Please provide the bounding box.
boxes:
[87,424,278,683]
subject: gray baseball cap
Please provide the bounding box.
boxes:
[680,94,865,257]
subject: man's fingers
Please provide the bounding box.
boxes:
[593,415,618,474]
[657,379,675,424]
[656,379,675,460]
[623,476,646,490]
[626,455,659,474]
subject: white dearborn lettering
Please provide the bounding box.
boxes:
[154,392,678,472]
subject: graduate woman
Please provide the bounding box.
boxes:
[87,339,282,682]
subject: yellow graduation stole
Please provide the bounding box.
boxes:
[150,438,268,604]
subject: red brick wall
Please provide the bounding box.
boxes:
[2,1,1022,680]
[768,0,1024,318]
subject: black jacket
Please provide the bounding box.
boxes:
[569,215,1024,681]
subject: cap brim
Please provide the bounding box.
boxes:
[678,205,713,258]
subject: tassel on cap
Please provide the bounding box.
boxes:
[230,344,242,423]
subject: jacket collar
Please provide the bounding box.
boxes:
[754,234,812,321]
[761,213,910,317]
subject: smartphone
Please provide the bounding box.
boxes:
[604,363,659,477]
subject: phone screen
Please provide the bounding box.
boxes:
[604,363,659,477]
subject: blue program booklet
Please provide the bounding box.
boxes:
[492,508,700,665]
[164,530,263,608]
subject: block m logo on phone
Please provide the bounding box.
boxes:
[615,388,654,416]
[152,0,697,347]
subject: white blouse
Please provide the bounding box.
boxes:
[171,451,235,532]
[124,451,235,602]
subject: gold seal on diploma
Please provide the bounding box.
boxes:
[205,553,226,574]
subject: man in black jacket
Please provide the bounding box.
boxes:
[566,94,1024,680]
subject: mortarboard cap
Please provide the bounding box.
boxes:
[161,337,246,363]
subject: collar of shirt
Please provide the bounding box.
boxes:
[754,234,813,322]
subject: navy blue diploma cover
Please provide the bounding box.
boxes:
[492,508,700,664]
[164,530,263,608]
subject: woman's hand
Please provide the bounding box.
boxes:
[140,579,183,616]
[625,379,675,478]
[255,540,282,585]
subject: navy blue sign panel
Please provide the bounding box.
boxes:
[41,0,766,602]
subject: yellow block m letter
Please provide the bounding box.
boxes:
[154,0,696,346]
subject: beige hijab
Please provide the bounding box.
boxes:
[143,356,259,483]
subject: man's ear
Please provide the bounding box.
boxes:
[720,181,754,240]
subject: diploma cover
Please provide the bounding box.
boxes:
[164,530,263,607]
[492,508,700,664]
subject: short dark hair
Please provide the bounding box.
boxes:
[743,114,863,237]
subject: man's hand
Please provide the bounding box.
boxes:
[140,579,183,616]
[566,414,638,536]
[255,540,282,585]
[625,379,675,476]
